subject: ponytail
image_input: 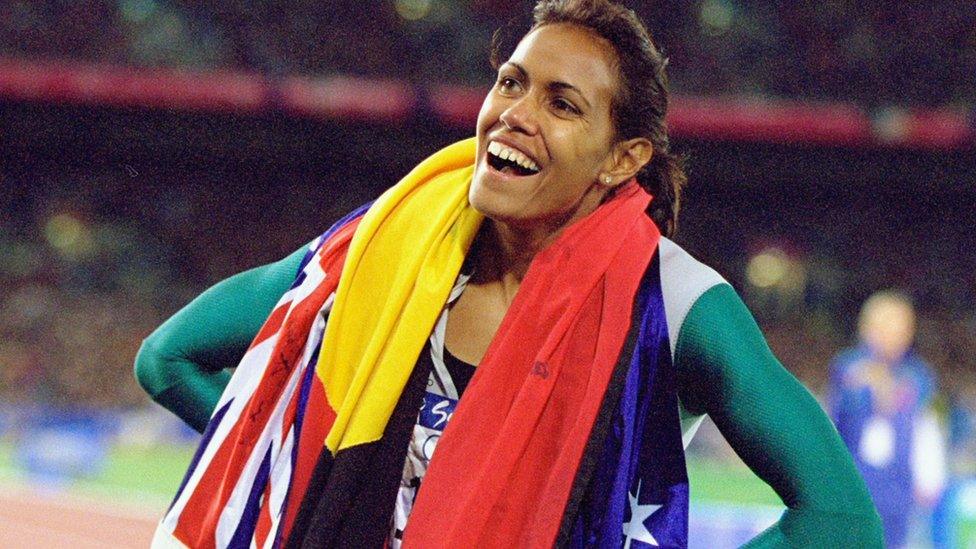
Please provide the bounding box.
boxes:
[639,147,686,238]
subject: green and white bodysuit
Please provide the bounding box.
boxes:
[135,237,883,547]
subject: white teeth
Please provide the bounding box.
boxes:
[487,140,540,173]
[512,150,526,166]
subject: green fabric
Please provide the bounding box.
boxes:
[133,245,308,432]
[675,283,883,547]
[134,249,883,546]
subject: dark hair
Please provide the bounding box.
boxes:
[490,0,686,237]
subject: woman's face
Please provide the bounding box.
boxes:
[470,23,622,230]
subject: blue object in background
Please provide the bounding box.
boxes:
[933,477,976,549]
[13,408,118,485]
[829,344,937,548]
[687,502,779,549]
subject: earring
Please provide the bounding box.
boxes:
[604,176,612,185]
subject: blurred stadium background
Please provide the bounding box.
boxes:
[0,0,974,546]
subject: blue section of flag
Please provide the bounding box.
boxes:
[570,254,689,548]
[418,392,458,431]
[273,337,323,548]
[169,397,234,513]
[292,339,321,462]
[229,444,273,548]
[292,201,374,289]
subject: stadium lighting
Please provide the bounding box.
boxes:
[699,0,734,36]
[395,0,432,21]
[44,213,93,259]
[746,248,788,289]
[120,0,157,24]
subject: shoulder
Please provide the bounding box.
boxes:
[655,237,730,356]
[905,352,935,376]
[831,347,866,371]
[827,347,868,388]
[904,352,937,396]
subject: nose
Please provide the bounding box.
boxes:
[499,96,539,135]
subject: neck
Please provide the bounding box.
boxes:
[470,221,554,284]
[863,342,908,364]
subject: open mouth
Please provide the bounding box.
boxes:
[486,140,541,177]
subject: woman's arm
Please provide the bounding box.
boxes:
[675,284,884,547]
[134,245,308,432]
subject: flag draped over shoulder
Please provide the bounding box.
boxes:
[153,137,691,549]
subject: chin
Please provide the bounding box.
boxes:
[469,164,537,222]
[468,178,509,222]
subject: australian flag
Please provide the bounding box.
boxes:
[567,256,690,548]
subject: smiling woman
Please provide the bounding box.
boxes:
[472,23,633,231]
[135,1,883,548]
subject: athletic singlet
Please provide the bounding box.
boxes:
[389,274,475,546]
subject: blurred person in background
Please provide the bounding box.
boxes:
[830,290,946,548]
[136,0,881,546]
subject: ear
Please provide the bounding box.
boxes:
[600,137,653,187]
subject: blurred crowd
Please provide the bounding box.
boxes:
[0,156,365,410]
[0,187,184,409]
[1,0,975,108]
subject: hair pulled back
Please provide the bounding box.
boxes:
[491,0,686,237]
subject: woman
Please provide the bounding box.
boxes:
[137,1,883,547]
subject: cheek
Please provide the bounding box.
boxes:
[472,97,497,179]
[548,130,607,187]
[475,95,500,138]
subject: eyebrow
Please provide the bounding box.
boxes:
[504,62,592,110]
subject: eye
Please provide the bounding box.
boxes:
[497,76,522,95]
[551,97,580,115]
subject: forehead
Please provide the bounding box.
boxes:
[508,23,618,105]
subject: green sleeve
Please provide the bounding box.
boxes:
[674,284,883,547]
[134,245,308,432]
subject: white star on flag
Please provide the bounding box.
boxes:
[622,479,662,548]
